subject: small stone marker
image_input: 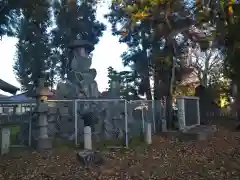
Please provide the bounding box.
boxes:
[84,126,92,150]
[0,127,10,155]
[145,122,152,145]
[76,150,104,167]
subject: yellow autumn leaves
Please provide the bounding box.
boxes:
[228,0,234,16]
[112,0,173,37]
[112,0,170,20]
[113,0,237,20]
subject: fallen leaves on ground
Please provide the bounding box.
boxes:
[1,122,240,180]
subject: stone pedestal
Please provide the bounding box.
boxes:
[36,103,52,150]
[36,138,52,150]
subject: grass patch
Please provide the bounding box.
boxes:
[1,125,20,144]
[52,139,75,149]
[93,139,125,151]
[10,125,20,144]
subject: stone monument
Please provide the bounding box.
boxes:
[54,40,100,140]
[16,40,160,149]
[56,40,99,100]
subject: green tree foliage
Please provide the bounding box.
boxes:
[120,31,153,100]
[225,3,240,84]
[223,2,240,119]
[107,0,198,127]
[10,0,105,91]
[13,0,52,91]
[0,0,21,37]
[174,85,195,97]
[51,0,105,78]
[107,0,194,98]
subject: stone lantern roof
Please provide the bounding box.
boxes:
[68,40,94,53]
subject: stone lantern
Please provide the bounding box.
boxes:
[69,40,94,57]
[33,78,53,150]
[68,40,94,73]
[110,80,121,98]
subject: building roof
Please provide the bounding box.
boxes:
[8,92,33,101]
[8,90,56,101]
[0,94,9,100]
[0,79,19,94]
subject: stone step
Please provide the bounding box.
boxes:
[159,125,217,142]
[76,150,104,167]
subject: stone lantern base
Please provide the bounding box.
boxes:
[37,138,53,150]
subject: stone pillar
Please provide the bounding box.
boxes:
[34,78,53,150]
[0,127,10,155]
[176,97,186,132]
[84,126,92,150]
[110,81,121,98]
[145,123,152,145]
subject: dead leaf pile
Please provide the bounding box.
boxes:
[0,123,240,180]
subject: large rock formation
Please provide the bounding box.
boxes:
[56,40,99,99]
[54,40,100,142]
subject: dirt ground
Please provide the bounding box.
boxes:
[0,120,240,180]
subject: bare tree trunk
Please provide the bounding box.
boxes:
[165,41,177,129]
[235,84,240,122]
[201,51,212,86]
[145,76,152,100]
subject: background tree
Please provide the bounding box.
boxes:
[51,0,105,78]
[9,0,105,91]
[224,2,240,119]
[186,41,224,87]
[0,0,21,38]
[107,0,197,128]
[13,0,52,91]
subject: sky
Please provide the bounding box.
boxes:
[0,1,128,96]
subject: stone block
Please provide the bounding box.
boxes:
[179,125,217,141]
[76,150,104,167]
[48,107,57,115]
[38,116,48,127]
[48,123,57,137]
[48,115,56,123]
[36,103,49,113]
[58,107,69,115]
[37,138,52,150]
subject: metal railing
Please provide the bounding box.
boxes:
[0,99,166,149]
[73,99,128,148]
[0,100,36,147]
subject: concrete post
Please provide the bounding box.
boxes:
[84,126,92,150]
[176,97,186,132]
[145,123,152,145]
[34,78,53,150]
[0,127,10,155]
